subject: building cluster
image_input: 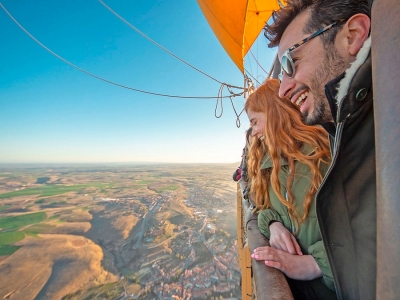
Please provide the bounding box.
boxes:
[148,256,240,300]
[95,184,241,299]
[144,219,166,241]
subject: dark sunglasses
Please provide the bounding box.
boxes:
[279,19,347,80]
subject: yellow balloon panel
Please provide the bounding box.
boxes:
[197,0,282,73]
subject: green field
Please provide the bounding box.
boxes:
[0,245,21,256]
[158,185,179,192]
[0,212,46,229]
[0,231,25,245]
[0,214,52,252]
[23,224,56,237]
[0,232,25,256]
[0,183,110,199]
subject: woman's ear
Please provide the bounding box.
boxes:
[345,14,371,56]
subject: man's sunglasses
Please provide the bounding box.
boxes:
[279,19,347,80]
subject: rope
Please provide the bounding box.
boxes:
[99,0,250,124]
[249,49,269,75]
[98,0,245,90]
[215,83,246,128]
[247,50,254,80]
[244,68,261,86]
[0,3,244,100]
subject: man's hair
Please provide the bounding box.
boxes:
[264,0,370,48]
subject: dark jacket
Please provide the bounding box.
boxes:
[318,52,376,299]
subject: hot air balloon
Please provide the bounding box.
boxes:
[197,0,285,74]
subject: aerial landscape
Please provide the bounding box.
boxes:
[0,163,240,299]
[0,2,258,299]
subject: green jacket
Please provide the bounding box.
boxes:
[257,144,334,291]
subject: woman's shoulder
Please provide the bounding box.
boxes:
[260,154,288,170]
[259,143,329,171]
[301,143,317,156]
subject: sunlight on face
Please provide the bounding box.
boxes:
[277,10,342,125]
[247,109,266,140]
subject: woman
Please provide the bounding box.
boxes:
[245,79,335,298]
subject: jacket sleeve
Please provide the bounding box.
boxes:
[308,240,336,291]
[257,208,283,239]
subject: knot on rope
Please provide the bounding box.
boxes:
[214,83,246,128]
[214,77,255,128]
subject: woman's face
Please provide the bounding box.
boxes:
[247,109,266,140]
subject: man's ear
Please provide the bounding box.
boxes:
[345,14,371,56]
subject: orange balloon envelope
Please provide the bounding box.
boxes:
[197,0,283,73]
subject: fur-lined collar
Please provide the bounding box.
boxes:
[336,37,371,106]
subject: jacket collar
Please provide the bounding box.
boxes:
[336,37,371,106]
[324,37,372,125]
[260,143,316,170]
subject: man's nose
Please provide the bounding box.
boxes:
[278,74,295,99]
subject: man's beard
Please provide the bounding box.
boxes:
[304,45,347,125]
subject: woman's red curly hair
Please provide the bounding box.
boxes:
[245,79,331,231]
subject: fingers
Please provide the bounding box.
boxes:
[254,248,320,281]
[254,249,288,275]
[270,240,285,252]
[251,246,280,261]
[291,234,303,255]
[269,223,299,254]
[271,235,296,254]
[265,260,283,271]
[253,246,268,253]
[285,236,297,255]
[252,248,290,276]
[251,248,268,260]
[251,251,269,260]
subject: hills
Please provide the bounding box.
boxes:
[0,163,240,299]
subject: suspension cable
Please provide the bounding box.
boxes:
[98,0,245,90]
[249,49,269,75]
[244,68,261,86]
[0,3,245,99]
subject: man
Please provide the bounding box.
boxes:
[262,0,375,299]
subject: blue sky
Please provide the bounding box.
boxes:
[0,0,276,163]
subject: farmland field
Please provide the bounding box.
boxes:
[0,183,110,199]
[0,212,46,229]
[0,163,240,299]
